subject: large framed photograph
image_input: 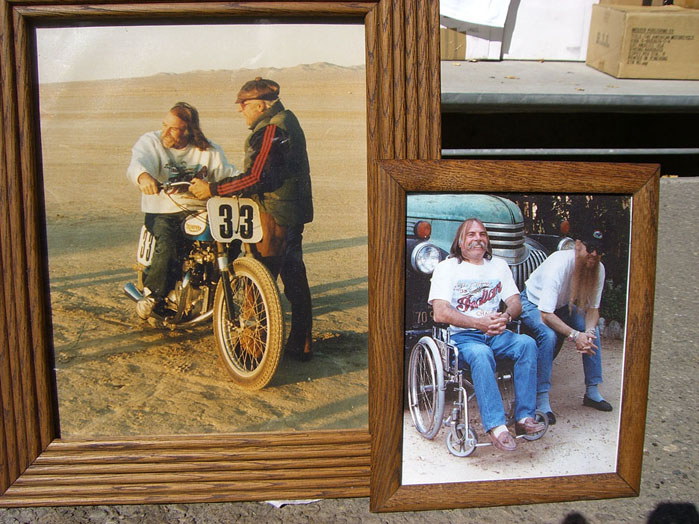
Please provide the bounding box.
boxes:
[0,0,441,506]
[370,160,659,511]
[38,23,366,438]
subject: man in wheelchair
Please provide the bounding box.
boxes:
[428,218,545,452]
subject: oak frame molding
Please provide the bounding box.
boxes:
[0,0,441,506]
[369,159,659,512]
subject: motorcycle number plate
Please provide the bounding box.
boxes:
[206,197,263,244]
[137,225,155,266]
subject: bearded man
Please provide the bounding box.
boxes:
[520,225,611,425]
[127,102,234,320]
[429,218,544,452]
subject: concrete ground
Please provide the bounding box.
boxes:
[1,177,697,523]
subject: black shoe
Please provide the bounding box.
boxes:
[288,348,313,362]
[287,347,313,362]
[583,395,612,412]
[285,334,313,362]
[545,411,556,425]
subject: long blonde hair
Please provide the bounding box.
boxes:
[569,242,601,312]
[170,102,211,151]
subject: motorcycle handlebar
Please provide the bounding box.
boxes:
[161,180,191,192]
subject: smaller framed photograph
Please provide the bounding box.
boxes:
[369,160,660,512]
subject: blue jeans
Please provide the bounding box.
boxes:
[144,212,188,300]
[450,329,538,433]
[520,289,603,395]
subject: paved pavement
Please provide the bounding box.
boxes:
[1,177,697,523]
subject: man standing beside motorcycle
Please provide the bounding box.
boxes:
[190,78,314,362]
[127,102,235,320]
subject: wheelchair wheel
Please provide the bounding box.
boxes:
[407,337,445,440]
[521,410,550,441]
[446,424,477,457]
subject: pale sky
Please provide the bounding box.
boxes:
[36,24,365,84]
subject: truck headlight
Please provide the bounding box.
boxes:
[411,242,442,275]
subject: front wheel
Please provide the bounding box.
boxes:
[446,424,477,457]
[521,410,550,441]
[213,256,284,390]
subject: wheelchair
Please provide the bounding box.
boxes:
[407,323,549,457]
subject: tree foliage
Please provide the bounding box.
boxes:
[502,192,631,323]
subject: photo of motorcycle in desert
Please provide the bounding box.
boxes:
[37,35,369,438]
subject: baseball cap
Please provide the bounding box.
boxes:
[577,224,606,254]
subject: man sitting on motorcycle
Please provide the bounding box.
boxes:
[189,78,314,362]
[127,102,235,320]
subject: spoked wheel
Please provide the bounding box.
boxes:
[522,409,550,441]
[407,337,445,440]
[446,424,477,457]
[214,257,284,390]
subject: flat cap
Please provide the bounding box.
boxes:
[235,77,280,104]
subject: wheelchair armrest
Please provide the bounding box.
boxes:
[507,318,522,334]
[431,322,451,343]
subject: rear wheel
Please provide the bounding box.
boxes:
[214,257,284,390]
[407,337,445,440]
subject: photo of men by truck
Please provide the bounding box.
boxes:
[403,191,630,484]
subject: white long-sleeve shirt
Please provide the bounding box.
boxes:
[126,131,236,214]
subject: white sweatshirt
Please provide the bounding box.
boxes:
[126,131,236,214]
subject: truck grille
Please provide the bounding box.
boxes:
[485,221,547,289]
[510,247,548,291]
[484,221,525,265]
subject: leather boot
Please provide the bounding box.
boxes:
[286,330,313,362]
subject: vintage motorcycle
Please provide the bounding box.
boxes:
[123,180,284,390]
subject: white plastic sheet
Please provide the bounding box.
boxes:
[440,0,512,60]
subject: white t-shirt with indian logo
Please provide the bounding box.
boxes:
[428,255,519,334]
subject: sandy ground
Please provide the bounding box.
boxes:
[39,64,369,437]
[402,336,623,484]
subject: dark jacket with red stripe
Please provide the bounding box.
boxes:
[209,101,313,227]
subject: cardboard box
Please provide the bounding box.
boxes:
[674,0,699,8]
[440,27,467,60]
[586,5,699,79]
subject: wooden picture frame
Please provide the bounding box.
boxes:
[0,0,441,506]
[369,160,659,512]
